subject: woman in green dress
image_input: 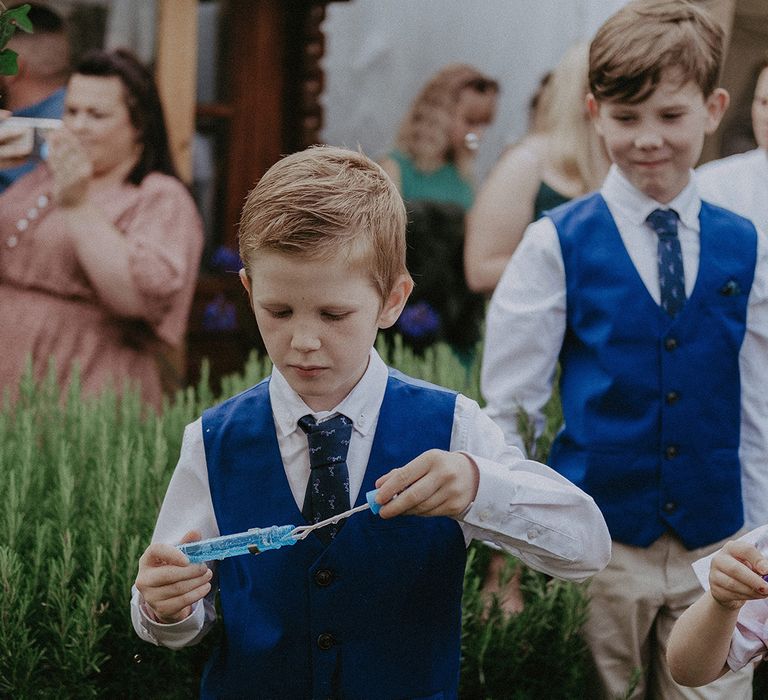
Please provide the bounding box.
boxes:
[378,65,498,357]
[379,63,499,211]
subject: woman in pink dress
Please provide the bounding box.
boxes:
[0,49,203,409]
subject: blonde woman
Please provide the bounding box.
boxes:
[379,64,499,211]
[464,44,609,294]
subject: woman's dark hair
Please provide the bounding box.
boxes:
[74,48,177,184]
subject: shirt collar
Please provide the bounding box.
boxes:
[270,348,388,439]
[601,164,701,233]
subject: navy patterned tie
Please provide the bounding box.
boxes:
[298,414,352,544]
[646,208,685,317]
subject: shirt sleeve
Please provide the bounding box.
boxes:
[694,160,726,207]
[480,216,566,450]
[727,609,768,672]
[451,393,611,581]
[129,419,219,649]
[739,227,768,529]
[121,175,204,345]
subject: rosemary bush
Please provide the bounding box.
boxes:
[0,341,592,698]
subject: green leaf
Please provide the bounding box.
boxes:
[0,21,15,50]
[3,5,34,34]
[0,48,18,76]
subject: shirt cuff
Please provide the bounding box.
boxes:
[460,454,581,563]
[132,593,206,650]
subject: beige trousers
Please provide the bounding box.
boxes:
[583,531,754,699]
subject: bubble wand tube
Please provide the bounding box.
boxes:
[178,489,384,563]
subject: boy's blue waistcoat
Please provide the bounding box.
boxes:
[548,193,756,550]
[199,369,466,699]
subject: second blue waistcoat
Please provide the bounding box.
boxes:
[199,369,466,699]
[548,193,756,550]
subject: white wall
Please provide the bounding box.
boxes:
[320,0,626,179]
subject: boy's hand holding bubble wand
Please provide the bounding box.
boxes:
[137,449,478,624]
[137,490,391,624]
[175,449,478,563]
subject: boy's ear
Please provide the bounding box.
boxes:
[377,274,414,329]
[239,268,252,300]
[586,94,603,135]
[704,88,730,135]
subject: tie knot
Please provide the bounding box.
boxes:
[298,413,351,436]
[646,208,679,238]
[298,414,352,470]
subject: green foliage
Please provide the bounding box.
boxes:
[0,3,32,76]
[0,361,211,697]
[0,341,588,698]
[460,546,591,699]
[456,365,595,699]
[515,366,563,463]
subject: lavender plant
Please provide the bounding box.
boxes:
[0,342,594,699]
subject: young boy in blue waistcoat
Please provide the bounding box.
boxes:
[481,1,768,698]
[131,146,610,699]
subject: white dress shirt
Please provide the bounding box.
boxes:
[132,349,610,648]
[696,148,768,232]
[482,165,768,530]
[692,524,768,672]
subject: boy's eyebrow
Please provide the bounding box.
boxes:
[607,99,690,112]
[318,303,357,313]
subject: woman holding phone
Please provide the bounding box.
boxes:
[0,49,203,409]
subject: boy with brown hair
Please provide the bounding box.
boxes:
[130,146,610,699]
[481,1,768,697]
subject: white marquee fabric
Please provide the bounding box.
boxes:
[320,0,627,180]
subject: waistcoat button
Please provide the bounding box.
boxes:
[317,633,335,650]
[665,445,678,459]
[663,501,677,513]
[664,337,678,351]
[665,391,680,405]
[315,569,333,587]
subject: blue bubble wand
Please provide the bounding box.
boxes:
[178,489,384,563]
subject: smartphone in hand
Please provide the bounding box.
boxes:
[0,117,62,160]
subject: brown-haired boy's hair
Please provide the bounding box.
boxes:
[589,0,724,104]
[238,146,409,302]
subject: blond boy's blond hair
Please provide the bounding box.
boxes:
[589,0,724,104]
[238,146,409,301]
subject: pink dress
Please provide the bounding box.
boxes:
[0,165,203,409]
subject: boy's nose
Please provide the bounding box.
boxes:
[633,129,663,150]
[291,326,322,352]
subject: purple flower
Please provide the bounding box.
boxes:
[203,294,238,331]
[396,301,441,338]
[209,246,242,272]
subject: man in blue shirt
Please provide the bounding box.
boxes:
[0,4,69,192]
